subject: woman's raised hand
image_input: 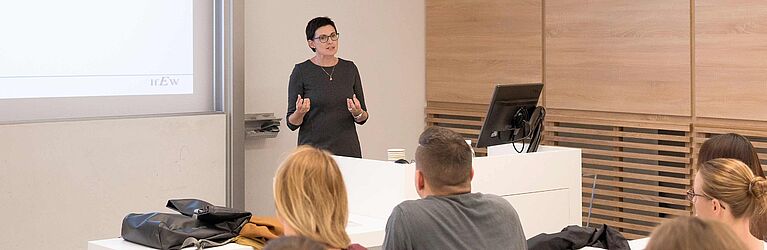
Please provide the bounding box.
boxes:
[295,95,311,114]
[346,94,363,117]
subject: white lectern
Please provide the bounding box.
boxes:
[337,145,582,248]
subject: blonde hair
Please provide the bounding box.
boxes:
[698,158,767,219]
[273,146,350,249]
[646,216,746,250]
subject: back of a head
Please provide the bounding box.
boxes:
[264,236,326,250]
[646,216,746,250]
[698,133,764,177]
[273,146,350,249]
[416,126,473,190]
[699,158,767,219]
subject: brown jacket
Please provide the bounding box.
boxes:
[235,216,284,249]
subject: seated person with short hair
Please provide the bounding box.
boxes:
[382,126,526,250]
[645,216,746,250]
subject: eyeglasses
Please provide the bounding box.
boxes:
[686,189,712,202]
[313,33,340,43]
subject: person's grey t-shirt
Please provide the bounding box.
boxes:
[383,192,526,250]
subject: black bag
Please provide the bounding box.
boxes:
[121,199,252,250]
[527,224,630,250]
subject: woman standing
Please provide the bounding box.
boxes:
[286,17,369,158]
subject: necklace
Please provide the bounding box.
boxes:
[320,65,335,81]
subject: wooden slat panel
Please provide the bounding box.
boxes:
[578,148,690,164]
[425,106,487,157]
[583,168,690,185]
[694,126,767,138]
[589,188,689,206]
[583,158,691,175]
[545,0,691,116]
[696,0,767,121]
[548,135,690,153]
[587,207,668,224]
[547,126,690,142]
[547,115,691,131]
[585,199,691,216]
[587,217,657,233]
[583,177,687,195]
[475,148,487,154]
[546,115,691,234]
[426,117,483,127]
[444,127,480,136]
[425,108,486,118]
[546,108,693,125]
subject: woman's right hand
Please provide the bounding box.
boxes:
[295,94,311,115]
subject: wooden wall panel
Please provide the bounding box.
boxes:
[695,0,767,121]
[543,109,693,239]
[545,0,691,116]
[426,0,542,105]
[426,102,490,156]
[426,0,767,238]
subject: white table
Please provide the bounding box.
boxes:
[88,238,252,250]
[90,214,386,250]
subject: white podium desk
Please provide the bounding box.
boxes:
[338,144,582,248]
[87,239,252,250]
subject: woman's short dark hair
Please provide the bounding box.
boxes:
[305,17,336,52]
[698,133,764,177]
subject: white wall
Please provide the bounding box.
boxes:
[0,114,227,250]
[243,1,425,215]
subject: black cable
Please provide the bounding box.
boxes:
[512,127,523,153]
[511,108,528,153]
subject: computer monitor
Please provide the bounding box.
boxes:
[476,83,544,152]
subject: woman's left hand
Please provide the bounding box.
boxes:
[346,94,364,118]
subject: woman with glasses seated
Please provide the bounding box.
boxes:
[689,158,767,250]
[698,133,767,240]
[286,16,369,158]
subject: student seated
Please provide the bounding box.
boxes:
[698,133,767,239]
[272,146,366,250]
[382,126,526,250]
[692,158,767,250]
[264,235,326,250]
[645,216,746,250]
